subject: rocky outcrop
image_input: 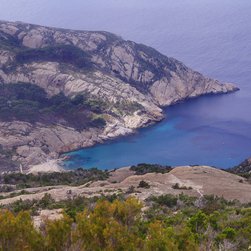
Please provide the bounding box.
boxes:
[230,158,251,174]
[0,21,238,170]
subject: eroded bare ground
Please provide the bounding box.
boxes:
[0,165,250,206]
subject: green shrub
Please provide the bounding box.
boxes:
[130,163,172,175]
[1,168,109,188]
[172,183,192,190]
[150,194,178,208]
[0,83,106,130]
[138,180,150,189]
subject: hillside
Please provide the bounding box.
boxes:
[1,164,251,250]
[1,193,251,250]
[0,21,238,171]
[1,165,251,205]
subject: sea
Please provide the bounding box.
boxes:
[1,0,251,169]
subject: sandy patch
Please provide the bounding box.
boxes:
[27,159,65,174]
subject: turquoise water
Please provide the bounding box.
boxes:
[63,94,251,169]
[1,0,251,169]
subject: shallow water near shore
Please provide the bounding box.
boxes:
[1,0,251,169]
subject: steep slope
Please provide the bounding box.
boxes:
[0,21,238,170]
[229,158,251,174]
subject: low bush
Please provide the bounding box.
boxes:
[172,183,192,190]
[130,163,172,175]
[138,180,150,189]
[0,194,251,250]
[150,194,178,208]
[1,168,109,188]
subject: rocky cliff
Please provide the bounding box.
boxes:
[0,21,238,171]
[230,158,251,174]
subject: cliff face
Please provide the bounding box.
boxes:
[0,21,238,171]
[230,158,251,174]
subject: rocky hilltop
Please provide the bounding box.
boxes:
[230,158,251,174]
[0,21,238,171]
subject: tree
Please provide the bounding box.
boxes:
[44,214,73,251]
[188,210,208,243]
[0,210,43,251]
[144,221,178,251]
[138,180,150,189]
[73,197,142,250]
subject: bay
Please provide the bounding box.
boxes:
[1,0,251,169]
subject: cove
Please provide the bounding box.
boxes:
[2,0,251,170]
[63,91,251,170]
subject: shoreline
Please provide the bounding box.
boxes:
[60,89,240,157]
[60,91,242,171]
[27,90,241,174]
[27,159,66,174]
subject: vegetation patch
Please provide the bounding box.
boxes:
[172,183,193,190]
[1,194,250,250]
[0,145,19,172]
[0,168,109,189]
[130,163,172,175]
[15,44,92,69]
[149,194,178,208]
[138,180,150,189]
[0,31,21,51]
[0,82,106,130]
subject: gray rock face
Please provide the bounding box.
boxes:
[0,21,238,170]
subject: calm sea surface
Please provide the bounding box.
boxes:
[1,0,251,169]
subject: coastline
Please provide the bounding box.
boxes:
[27,159,65,174]
[60,90,241,171]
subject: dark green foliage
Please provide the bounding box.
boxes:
[0,31,21,50]
[90,117,106,128]
[150,194,178,208]
[0,145,19,171]
[63,196,89,220]
[10,198,38,214]
[138,180,150,189]
[3,193,57,214]
[172,183,192,190]
[1,168,109,189]
[200,195,237,214]
[2,193,109,217]
[178,193,197,206]
[1,193,251,250]
[15,44,92,69]
[39,193,55,209]
[130,163,172,175]
[0,83,106,130]
[0,185,15,193]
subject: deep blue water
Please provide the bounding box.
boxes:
[1,0,251,169]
